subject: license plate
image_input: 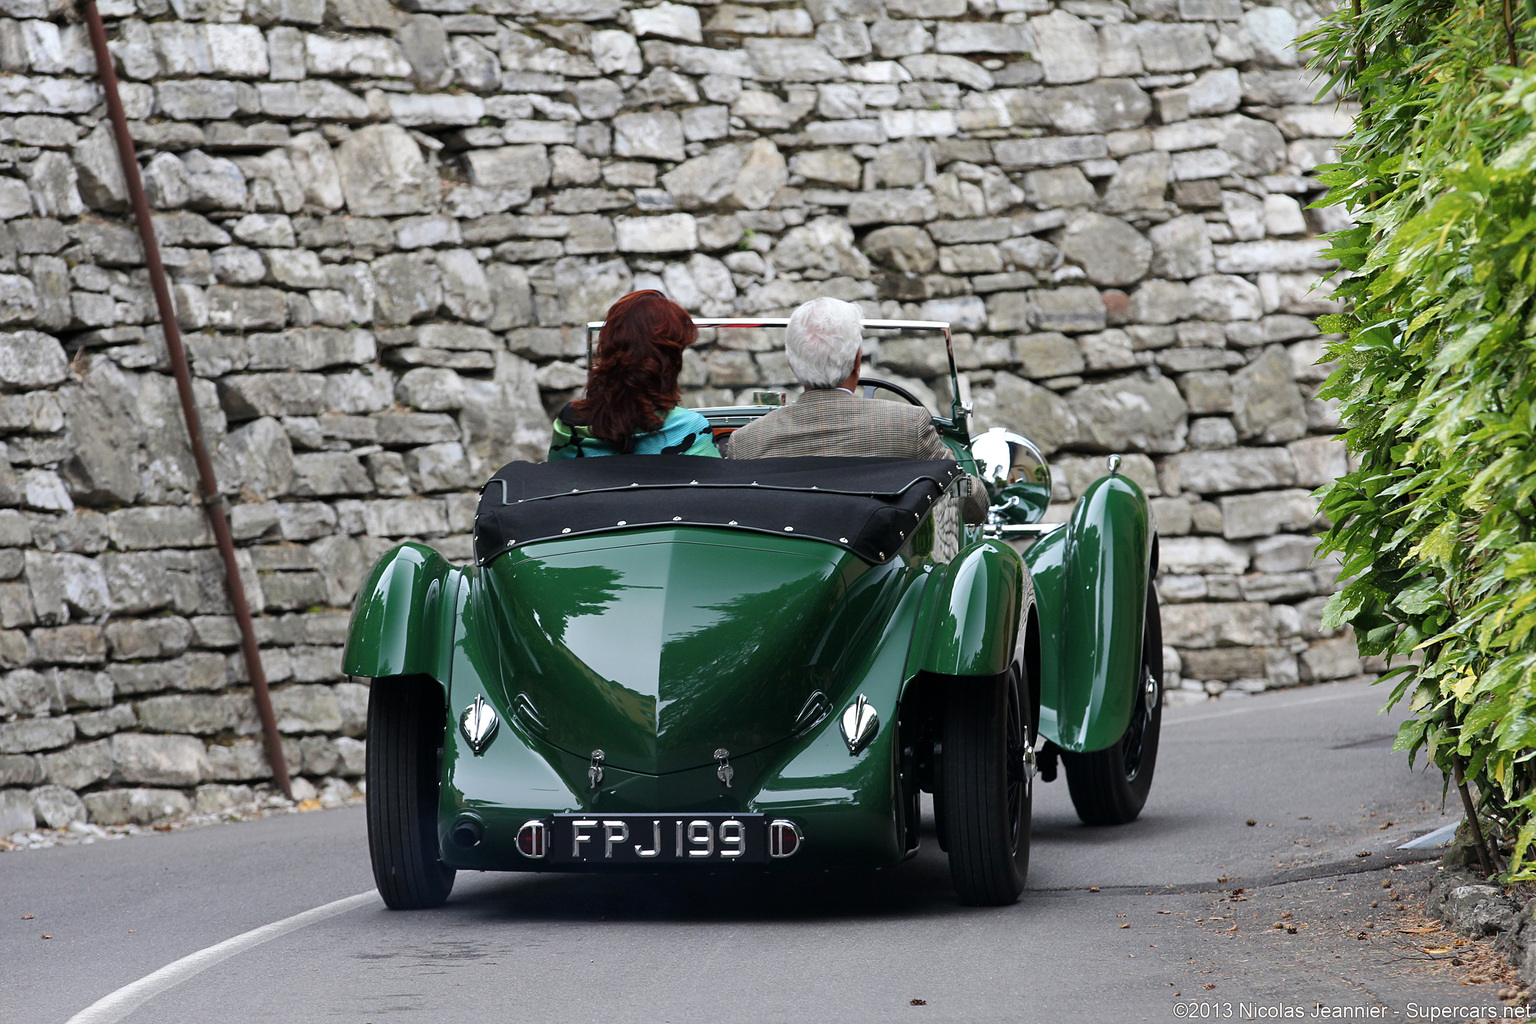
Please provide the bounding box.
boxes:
[549,814,767,864]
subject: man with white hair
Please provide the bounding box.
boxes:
[727,296,988,524]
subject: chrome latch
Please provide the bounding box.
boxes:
[459,695,499,756]
[588,749,605,790]
[715,748,733,788]
[839,694,879,755]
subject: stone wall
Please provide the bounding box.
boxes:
[0,0,1362,836]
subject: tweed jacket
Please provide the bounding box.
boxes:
[726,388,990,524]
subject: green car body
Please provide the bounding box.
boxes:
[342,440,1156,874]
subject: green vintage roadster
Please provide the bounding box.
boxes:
[344,319,1162,910]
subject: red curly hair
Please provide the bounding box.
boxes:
[572,290,698,446]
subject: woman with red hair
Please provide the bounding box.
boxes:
[548,290,720,460]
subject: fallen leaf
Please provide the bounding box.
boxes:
[1226,924,1238,932]
[1120,923,1130,929]
[1157,910,1171,915]
[1203,984,1216,990]
[21,914,33,920]
[1401,925,1440,935]
[41,935,51,940]
[1355,851,1371,858]
[152,824,172,832]
[1378,821,1395,830]
[909,999,926,1007]
[1246,819,1257,826]
[1286,926,1298,934]
[1087,886,1100,892]
[1217,876,1229,884]
[297,799,322,812]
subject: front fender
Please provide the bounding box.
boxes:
[1026,473,1153,753]
[343,542,460,687]
[908,540,1025,678]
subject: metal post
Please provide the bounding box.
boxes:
[81,0,293,799]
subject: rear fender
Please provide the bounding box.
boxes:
[343,542,461,689]
[1026,473,1153,753]
[908,540,1025,679]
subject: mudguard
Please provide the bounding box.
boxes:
[342,541,461,687]
[1026,473,1154,753]
[909,539,1025,679]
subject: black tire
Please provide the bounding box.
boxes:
[941,665,1033,906]
[366,675,455,910]
[1062,583,1163,826]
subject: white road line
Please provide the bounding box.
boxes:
[64,891,378,1024]
[1163,686,1374,727]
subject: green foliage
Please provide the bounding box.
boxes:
[1306,0,1536,875]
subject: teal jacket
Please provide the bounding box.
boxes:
[548,403,721,460]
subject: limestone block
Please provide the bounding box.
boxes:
[0,788,34,833]
[1059,213,1152,287]
[973,372,1080,455]
[218,372,326,419]
[0,330,66,387]
[591,29,642,75]
[267,25,305,80]
[285,133,344,211]
[847,187,938,226]
[790,149,862,189]
[1218,489,1311,539]
[1299,636,1363,682]
[71,123,127,213]
[1048,80,1151,135]
[862,225,937,273]
[288,452,370,497]
[1029,11,1097,84]
[1189,275,1262,321]
[466,145,551,191]
[135,693,254,735]
[358,498,449,537]
[39,738,110,789]
[388,92,484,127]
[370,253,441,326]
[1232,345,1306,443]
[179,150,248,211]
[1163,601,1276,649]
[1242,7,1300,68]
[615,213,697,253]
[1241,69,1329,107]
[337,125,437,217]
[871,19,931,59]
[773,217,870,278]
[0,75,99,116]
[0,755,42,787]
[26,151,83,218]
[1136,23,1213,72]
[994,135,1108,169]
[1067,375,1188,453]
[818,21,871,59]
[1025,167,1095,208]
[397,13,450,88]
[632,2,702,43]
[1169,447,1297,494]
[613,111,685,162]
[1028,286,1105,333]
[105,618,194,661]
[1006,333,1079,380]
[745,37,846,82]
[304,32,409,77]
[84,787,192,826]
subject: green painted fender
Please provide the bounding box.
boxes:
[909,539,1025,679]
[1026,473,1154,753]
[342,542,461,686]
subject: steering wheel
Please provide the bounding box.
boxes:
[858,376,927,409]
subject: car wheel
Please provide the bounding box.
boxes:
[366,675,455,910]
[1062,582,1163,826]
[942,664,1033,906]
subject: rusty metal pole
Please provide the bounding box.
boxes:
[81,0,293,800]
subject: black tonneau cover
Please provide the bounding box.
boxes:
[474,455,961,565]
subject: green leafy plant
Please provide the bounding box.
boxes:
[1306,0,1536,877]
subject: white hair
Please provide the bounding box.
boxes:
[785,297,863,389]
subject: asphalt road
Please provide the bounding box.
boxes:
[2,680,1502,1024]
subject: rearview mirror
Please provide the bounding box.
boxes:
[971,427,1051,525]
